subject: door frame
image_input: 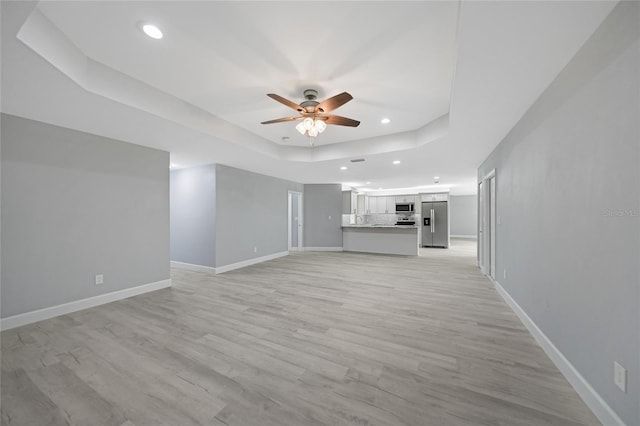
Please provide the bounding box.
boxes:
[288,190,303,251]
[477,181,483,268]
[479,169,496,278]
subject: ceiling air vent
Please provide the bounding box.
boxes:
[350,158,365,163]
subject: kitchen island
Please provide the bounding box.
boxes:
[342,225,419,256]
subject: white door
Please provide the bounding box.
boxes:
[288,191,303,251]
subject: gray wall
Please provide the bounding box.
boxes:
[477,3,639,424]
[1,114,170,318]
[215,164,302,267]
[450,194,477,237]
[303,184,343,248]
[170,165,216,267]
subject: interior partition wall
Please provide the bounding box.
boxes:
[477,2,639,424]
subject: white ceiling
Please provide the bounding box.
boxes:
[1,1,616,195]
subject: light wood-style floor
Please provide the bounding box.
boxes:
[1,239,599,425]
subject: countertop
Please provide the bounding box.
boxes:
[342,224,419,229]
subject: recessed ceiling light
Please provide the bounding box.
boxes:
[142,24,163,39]
[366,181,371,184]
[381,118,391,124]
[340,166,348,170]
[434,176,440,179]
[393,160,401,165]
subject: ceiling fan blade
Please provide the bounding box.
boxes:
[315,92,353,113]
[324,115,360,127]
[261,116,303,125]
[266,94,304,112]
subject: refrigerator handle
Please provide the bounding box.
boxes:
[431,209,435,233]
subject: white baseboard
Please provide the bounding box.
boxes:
[215,251,288,274]
[170,261,216,274]
[493,279,625,426]
[451,234,477,239]
[0,279,172,331]
[304,247,343,252]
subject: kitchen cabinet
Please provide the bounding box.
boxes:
[396,195,416,203]
[357,194,366,214]
[369,197,379,214]
[356,195,399,214]
[367,196,395,214]
[357,195,374,214]
[385,196,396,214]
[342,191,358,214]
[421,193,449,202]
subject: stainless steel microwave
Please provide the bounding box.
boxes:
[395,203,415,213]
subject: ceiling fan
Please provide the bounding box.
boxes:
[261,89,360,141]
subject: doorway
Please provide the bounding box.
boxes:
[288,191,303,251]
[479,170,496,279]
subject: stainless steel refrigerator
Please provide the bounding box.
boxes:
[422,201,449,248]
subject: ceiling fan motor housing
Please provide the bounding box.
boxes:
[301,89,320,112]
[303,89,318,100]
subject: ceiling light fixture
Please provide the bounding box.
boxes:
[340,166,348,170]
[381,118,391,124]
[295,117,327,138]
[142,24,163,39]
[393,160,401,165]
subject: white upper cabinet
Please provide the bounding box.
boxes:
[421,193,449,202]
[368,196,379,214]
[368,196,396,213]
[342,191,358,214]
[386,196,396,213]
[396,195,416,203]
[357,194,366,214]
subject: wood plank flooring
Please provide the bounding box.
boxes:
[1,239,600,425]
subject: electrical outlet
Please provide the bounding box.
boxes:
[503,269,507,280]
[253,246,257,253]
[95,274,104,285]
[614,361,627,392]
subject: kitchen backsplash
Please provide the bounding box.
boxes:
[342,213,419,226]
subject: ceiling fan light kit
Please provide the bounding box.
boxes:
[295,117,327,136]
[262,89,360,144]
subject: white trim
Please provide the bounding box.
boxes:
[483,168,496,180]
[0,279,172,331]
[170,261,216,273]
[304,247,344,252]
[215,251,288,274]
[451,234,478,239]
[493,279,626,426]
